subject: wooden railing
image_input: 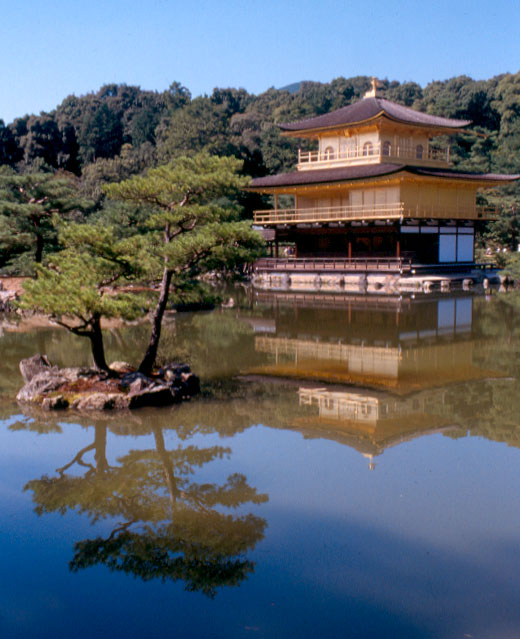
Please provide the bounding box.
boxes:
[254,257,413,273]
[254,203,498,224]
[298,143,450,168]
[255,203,404,224]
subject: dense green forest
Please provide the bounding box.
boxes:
[1,72,520,273]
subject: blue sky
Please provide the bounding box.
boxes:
[1,0,519,124]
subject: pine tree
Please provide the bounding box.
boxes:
[0,169,90,273]
[21,223,146,371]
[105,152,264,376]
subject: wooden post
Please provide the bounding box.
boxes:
[396,239,400,258]
[348,240,352,262]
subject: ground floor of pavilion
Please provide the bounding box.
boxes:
[262,219,477,264]
[252,220,500,294]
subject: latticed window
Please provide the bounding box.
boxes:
[363,142,373,156]
[382,141,391,156]
[416,144,424,159]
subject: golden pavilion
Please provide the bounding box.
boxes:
[250,79,519,280]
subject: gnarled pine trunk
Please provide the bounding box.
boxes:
[138,266,173,376]
[87,314,110,372]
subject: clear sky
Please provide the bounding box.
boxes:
[1,0,519,124]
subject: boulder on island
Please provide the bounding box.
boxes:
[16,354,200,412]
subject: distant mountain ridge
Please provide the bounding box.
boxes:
[278,82,306,94]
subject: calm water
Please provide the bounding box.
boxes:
[1,289,520,639]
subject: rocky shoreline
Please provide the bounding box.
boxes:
[17,354,200,411]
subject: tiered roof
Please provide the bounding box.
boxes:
[279,97,472,134]
[250,93,520,189]
[251,164,520,190]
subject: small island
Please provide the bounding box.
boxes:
[17,354,200,411]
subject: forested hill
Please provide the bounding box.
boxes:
[1,73,520,253]
[2,74,520,178]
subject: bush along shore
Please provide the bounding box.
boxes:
[17,355,200,411]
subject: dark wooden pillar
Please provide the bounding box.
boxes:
[396,238,400,258]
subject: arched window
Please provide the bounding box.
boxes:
[323,146,335,160]
[363,142,373,157]
[416,144,424,159]
[382,141,391,156]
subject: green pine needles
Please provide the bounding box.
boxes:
[20,153,264,373]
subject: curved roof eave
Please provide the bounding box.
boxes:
[249,164,520,191]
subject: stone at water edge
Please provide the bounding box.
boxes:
[128,386,180,409]
[110,361,135,374]
[119,371,153,394]
[41,395,69,411]
[71,393,130,411]
[16,370,69,403]
[19,354,54,383]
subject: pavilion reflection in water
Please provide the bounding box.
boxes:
[248,293,496,391]
[245,292,505,467]
[296,386,457,470]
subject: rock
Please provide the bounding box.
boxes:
[16,370,69,403]
[41,395,69,411]
[159,363,191,383]
[73,393,130,411]
[60,367,87,383]
[177,372,200,398]
[19,354,54,383]
[16,372,68,402]
[120,371,153,392]
[16,354,199,411]
[110,361,135,374]
[128,377,151,395]
[128,385,178,409]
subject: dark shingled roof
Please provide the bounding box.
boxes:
[250,164,520,189]
[251,163,403,188]
[279,97,472,132]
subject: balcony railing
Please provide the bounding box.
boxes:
[254,256,413,273]
[297,143,450,169]
[254,203,498,225]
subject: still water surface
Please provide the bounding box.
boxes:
[1,289,520,638]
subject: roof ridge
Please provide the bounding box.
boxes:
[278,96,471,132]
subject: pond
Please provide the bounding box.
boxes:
[1,287,520,639]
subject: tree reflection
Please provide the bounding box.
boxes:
[25,421,268,597]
